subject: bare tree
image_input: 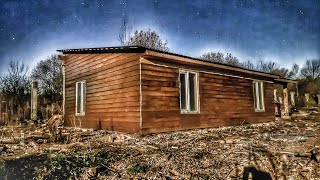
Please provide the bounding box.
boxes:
[287,63,300,78]
[240,60,255,70]
[31,55,63,104]
[273,63,300,79]
[224,53,240,66]
[127,29,170,52]
[200,52,225,63]
[0,61,31,122]
[256,60,278,73]
[200,52,240,66]
[300,59,320,80]
[118,15,131,45]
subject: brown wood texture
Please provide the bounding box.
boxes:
[63,53,141,133]
[143,50,279,79]
[140,59,277,134]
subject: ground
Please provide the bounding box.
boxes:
[0,108,320,179]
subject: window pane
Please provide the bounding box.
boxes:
[256,82,260,109]
[76,83,81,114]
[258,82,263,110]
[253,82,257,109]
[180,73,187,110]
[81,82,86,113]
[189,73,196,111]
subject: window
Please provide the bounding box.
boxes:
[76,80,86,116]
[253,81,265,112]
[179,71,199,113]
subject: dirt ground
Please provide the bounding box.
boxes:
[0,108,320,179]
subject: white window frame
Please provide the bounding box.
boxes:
[253,81,265,112]
[179,70,200,113]
[76,80,86,116]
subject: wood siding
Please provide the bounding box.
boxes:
[64,53,141,133]
[141,58,276,133]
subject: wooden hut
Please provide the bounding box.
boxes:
[57,46,295,133]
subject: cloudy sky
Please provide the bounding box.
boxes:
[0,0,319,73]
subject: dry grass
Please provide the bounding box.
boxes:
[0,108,320,179]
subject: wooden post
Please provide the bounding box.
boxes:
[282,86,291,119]
[290,91,296,107]
[31,81,38,121]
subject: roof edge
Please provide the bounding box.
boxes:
[57,46,146,54]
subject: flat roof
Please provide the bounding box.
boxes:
[57,46,297,83]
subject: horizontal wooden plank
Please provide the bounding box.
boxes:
[64,54,100,70]
[64,117,140,133]
[85,101,138,109]
[142,120,181,129]
[141,74,177,82]
[142,80,177,87]
[86,96,139,105]
[85,66,139,87]
[142,91,179,97]
[88,91,140,99]
[141,63,177,73]
[86,87,140,97]
[142,69,178,78]
[87,81,140,94]
[86,106,140,113]
[66,58,139,84]
[142,86,177,92]
[66,74,139,90]
[141,96,178,102]
[66,53,138,78]
[200,72,250,82]
[65,111,139,118]
[142,102,179,108]
[140,61,276,133]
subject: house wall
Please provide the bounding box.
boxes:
[63,53,141,133]
[141,58,276,133]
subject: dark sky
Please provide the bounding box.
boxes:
[0,0,319,73]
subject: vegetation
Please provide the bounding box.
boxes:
[127,29,169,52]
[0,148,128,179]
[200,52,239,65]
[0,110,319,179]
[200,52,301,79]
[0,61,31,123]
[31,55,63,105]
[0,55,62,125]
[129,164,149,174]
[118,17,169,51]
[300,59,320,80]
